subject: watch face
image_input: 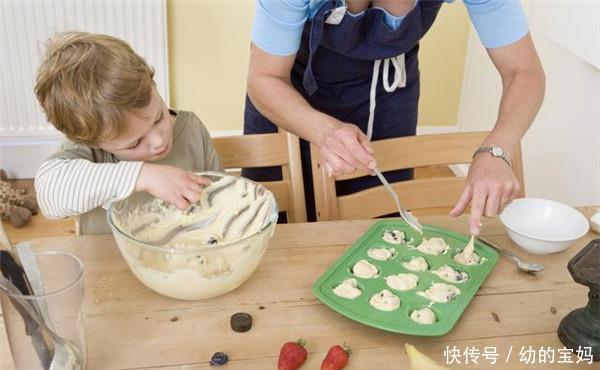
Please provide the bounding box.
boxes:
[491,147,504,156]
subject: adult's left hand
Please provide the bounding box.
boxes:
[450,155,520,235]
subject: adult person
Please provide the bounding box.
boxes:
[243,0,545,234]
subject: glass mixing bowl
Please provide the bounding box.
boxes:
[107,172,278,300]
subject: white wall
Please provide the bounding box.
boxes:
[0,0,169,179]
[458,1,600,206]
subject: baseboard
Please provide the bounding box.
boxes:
[416,125,458,135]
[209,130,243,138]
[211,125,459,137]
[0,136,64,179]
[1,126,460,179]
[449,164,470,177]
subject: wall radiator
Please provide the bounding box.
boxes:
[0,0,169,138]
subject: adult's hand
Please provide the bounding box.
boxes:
[316,121,377,176]
[247,45,377,177]
[450,34,544,235]
[450,155,520,235]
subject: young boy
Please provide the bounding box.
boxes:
[34,32,222,234]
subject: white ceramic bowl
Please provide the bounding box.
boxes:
[499,198,589,254]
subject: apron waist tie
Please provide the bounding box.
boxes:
[367,54,406,140]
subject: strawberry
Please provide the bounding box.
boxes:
[278,339,307,370]
[321,344,351,370]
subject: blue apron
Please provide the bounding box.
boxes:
[243,0,443,221]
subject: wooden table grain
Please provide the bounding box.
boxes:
[1,209,599,369]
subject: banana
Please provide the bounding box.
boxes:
[405,343,449,370]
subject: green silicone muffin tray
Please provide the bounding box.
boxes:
[312,220,499,336]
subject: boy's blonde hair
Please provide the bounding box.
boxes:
[35,32,155,145]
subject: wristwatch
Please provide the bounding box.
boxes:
[472,146,513,168]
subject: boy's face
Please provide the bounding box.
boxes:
[98,87,174,162]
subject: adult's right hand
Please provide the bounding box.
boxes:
[317,121,377,176]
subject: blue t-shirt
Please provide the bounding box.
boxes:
[253,0,529,56]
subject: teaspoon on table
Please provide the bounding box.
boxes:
[477,236,544,273]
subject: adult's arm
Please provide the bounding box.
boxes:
[248,0,375,175]
[450,33,545,234]
[247,46,376,175]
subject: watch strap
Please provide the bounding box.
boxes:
[473,146,513,168]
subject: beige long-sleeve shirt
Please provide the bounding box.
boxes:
[35,110,223,234]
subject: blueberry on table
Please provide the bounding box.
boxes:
[210,352,229,366]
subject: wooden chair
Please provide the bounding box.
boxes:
[213,131,307,223]
[310,131,524,221]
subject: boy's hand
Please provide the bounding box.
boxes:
[136,163,211,210]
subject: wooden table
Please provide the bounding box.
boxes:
[2,209,599,369]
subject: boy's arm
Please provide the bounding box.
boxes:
[35,145,143,219]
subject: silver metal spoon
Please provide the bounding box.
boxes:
[373,168,423,234]
[0,275,83,369]
[477,237,545,273]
